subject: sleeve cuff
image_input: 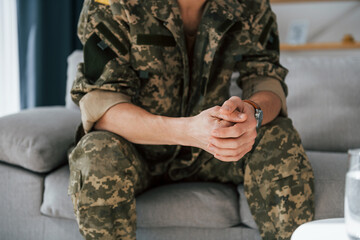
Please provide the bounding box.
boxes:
[241,77,288,116]
[79,90,131,133]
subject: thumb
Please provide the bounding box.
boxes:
[210,106,247,123]
[220,96,246,114]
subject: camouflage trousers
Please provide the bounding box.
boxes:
[68,117,314,240]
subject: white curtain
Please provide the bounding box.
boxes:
[0,0,20,117]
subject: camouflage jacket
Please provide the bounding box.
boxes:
[71,0,288,178]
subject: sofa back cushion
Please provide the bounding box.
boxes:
[281,51,360,152]
[0,107,80,172]
[65,50,82,111]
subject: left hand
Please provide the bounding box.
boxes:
[207,96,258,162]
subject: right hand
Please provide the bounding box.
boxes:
[208,97,258,162]
[187,106,247,152]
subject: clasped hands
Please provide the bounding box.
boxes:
[190,96,258,162]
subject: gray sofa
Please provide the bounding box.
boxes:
[1,49,359,240]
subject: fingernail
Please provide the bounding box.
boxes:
[238,113,245,119]
[212,130,219,137]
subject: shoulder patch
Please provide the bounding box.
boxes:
[94,0,110,5]
[83,33,117,81]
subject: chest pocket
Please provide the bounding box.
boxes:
[131,34,179,75]
[136,34,176,47]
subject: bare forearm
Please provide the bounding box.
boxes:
[249,91,282,125]
[94,103,189,145]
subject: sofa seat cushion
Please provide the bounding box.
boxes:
[0,107,80,173]
[136,182,240,228]
[306,151,348,219]
[41,165,242,228]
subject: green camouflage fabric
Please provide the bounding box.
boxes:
[69,131,152,240]
[71,0,288,178]
[69,0,314,239]
[69,117,314,240]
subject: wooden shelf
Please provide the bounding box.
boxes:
[280,42,360,51]
[271,0,359,3]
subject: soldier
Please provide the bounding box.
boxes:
[68,0,315,239]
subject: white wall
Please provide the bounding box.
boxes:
[272,1,360,44]
[0,0,20,117]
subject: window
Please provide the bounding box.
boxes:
[0,0,20,117]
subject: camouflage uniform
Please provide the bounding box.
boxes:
[69,0,315,239]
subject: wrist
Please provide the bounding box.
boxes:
[173,115,203,148]
[243,99,263,128]
[160,116,190,146]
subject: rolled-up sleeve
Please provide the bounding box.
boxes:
[241,77,287,116]
[79,90,131,132]
[71,0,139,132]
[236,1,288,116]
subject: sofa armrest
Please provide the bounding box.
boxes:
[0,107,81,173]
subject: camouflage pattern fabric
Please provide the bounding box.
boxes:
[71,0,288,178]
[69,117,314,240]
[243,118,314,240]
[68,131,153,240]
[69,0,314,239]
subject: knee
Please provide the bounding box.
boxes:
[68,131,141,207]
[248,117,313,183]
[257,117,302,150]
[69,131,136,178]
[67,131,140,232]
